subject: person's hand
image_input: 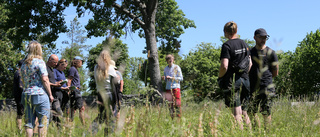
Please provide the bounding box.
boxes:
[166,76,172,79]
[161,76,165,80]
[55,81,62,87]
[49,95,54,102]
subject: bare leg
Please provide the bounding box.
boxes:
[242,111,251,129]
[163,91,174,119]
[254,113,261,129]
[233,106,243,130]
[263,114,271,131]
[70,108,75,122]
[17,118,22,130]
[25,128,33,137]
[34,117,39,133]
[79,106,85,125]
[38,127,45,137]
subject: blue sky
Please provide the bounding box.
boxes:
[56,0,320,59]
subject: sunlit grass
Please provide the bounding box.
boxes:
[1,96,320,136]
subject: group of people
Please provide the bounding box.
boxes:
[218,21,279,130]
[12,21,278,136]
[13,41,124,136]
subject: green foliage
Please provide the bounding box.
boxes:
[0,3,24,99]
[180,43,221,102]
[290,29,320,95]
[87,37,129,94]
[124,57,145,95]
[1,0,67,50]
[0,41,24,99]
[274,51,294,95]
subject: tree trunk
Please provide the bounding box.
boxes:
[144,1,162,92]
[145,25,162,92]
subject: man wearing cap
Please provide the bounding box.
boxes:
[249,28,279,130]
[67,56,85,125]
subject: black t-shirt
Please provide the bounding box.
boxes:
[249,46,278,91]
[13,70,23,99]
[220,38,250,80]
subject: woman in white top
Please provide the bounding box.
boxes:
[92,50,118,134]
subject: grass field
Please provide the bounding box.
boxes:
[1,96,320,136]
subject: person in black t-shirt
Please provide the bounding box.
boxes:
[13,60,24,130]
[218,21,252,130]
[249,28,278,130]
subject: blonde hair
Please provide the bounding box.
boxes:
[95,50,112,81]
[223,21,237,35]
[24,41,43,65]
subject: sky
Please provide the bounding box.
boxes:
[56,0,320,59]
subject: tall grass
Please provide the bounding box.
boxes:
[1,96,320,136]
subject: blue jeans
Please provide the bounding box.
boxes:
[21,93,50,128]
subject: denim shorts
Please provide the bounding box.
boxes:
[21,93,50,128]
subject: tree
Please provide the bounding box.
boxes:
[70,0,196,92]
[0,3,24,98]
[180,42,221,102]
[290,29,320,96]
[1,0,67,50]
[60,17,91,92]
[87,37,129,94]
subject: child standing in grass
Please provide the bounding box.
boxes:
[162,54,183,119]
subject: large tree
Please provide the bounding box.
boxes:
[70,0,196,92]
[1,0,67,50]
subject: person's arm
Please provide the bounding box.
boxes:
[119,80,124,92]
[218,58,229,78]
[170,65,183,81]
[271,51,279,78]
[248,55,252,72]
[42,76,54,102]
[272,64,279,77]
[67,76,73,87]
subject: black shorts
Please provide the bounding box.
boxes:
[222,77,250,110]
[70,89,83,109]
[251,87,276,115]
[15,98,24,118]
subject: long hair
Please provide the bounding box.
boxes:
[223,21,237,35]
[95,50,112,81]
[24,41,43,65]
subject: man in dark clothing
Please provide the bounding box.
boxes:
[249,28,279,130]
[46,54,63,123]
[67,56,85,125]
[13,60,24,130]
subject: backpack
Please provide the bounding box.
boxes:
[232,48,250,73]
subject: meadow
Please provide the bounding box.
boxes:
[1,96,320,137]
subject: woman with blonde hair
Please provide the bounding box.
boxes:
[20,41,54,137]
[218,21,252,129]
[92,49,118,134]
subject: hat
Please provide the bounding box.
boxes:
[254,28,270,37]
[110,60,117,69]
[74,56,84,61]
